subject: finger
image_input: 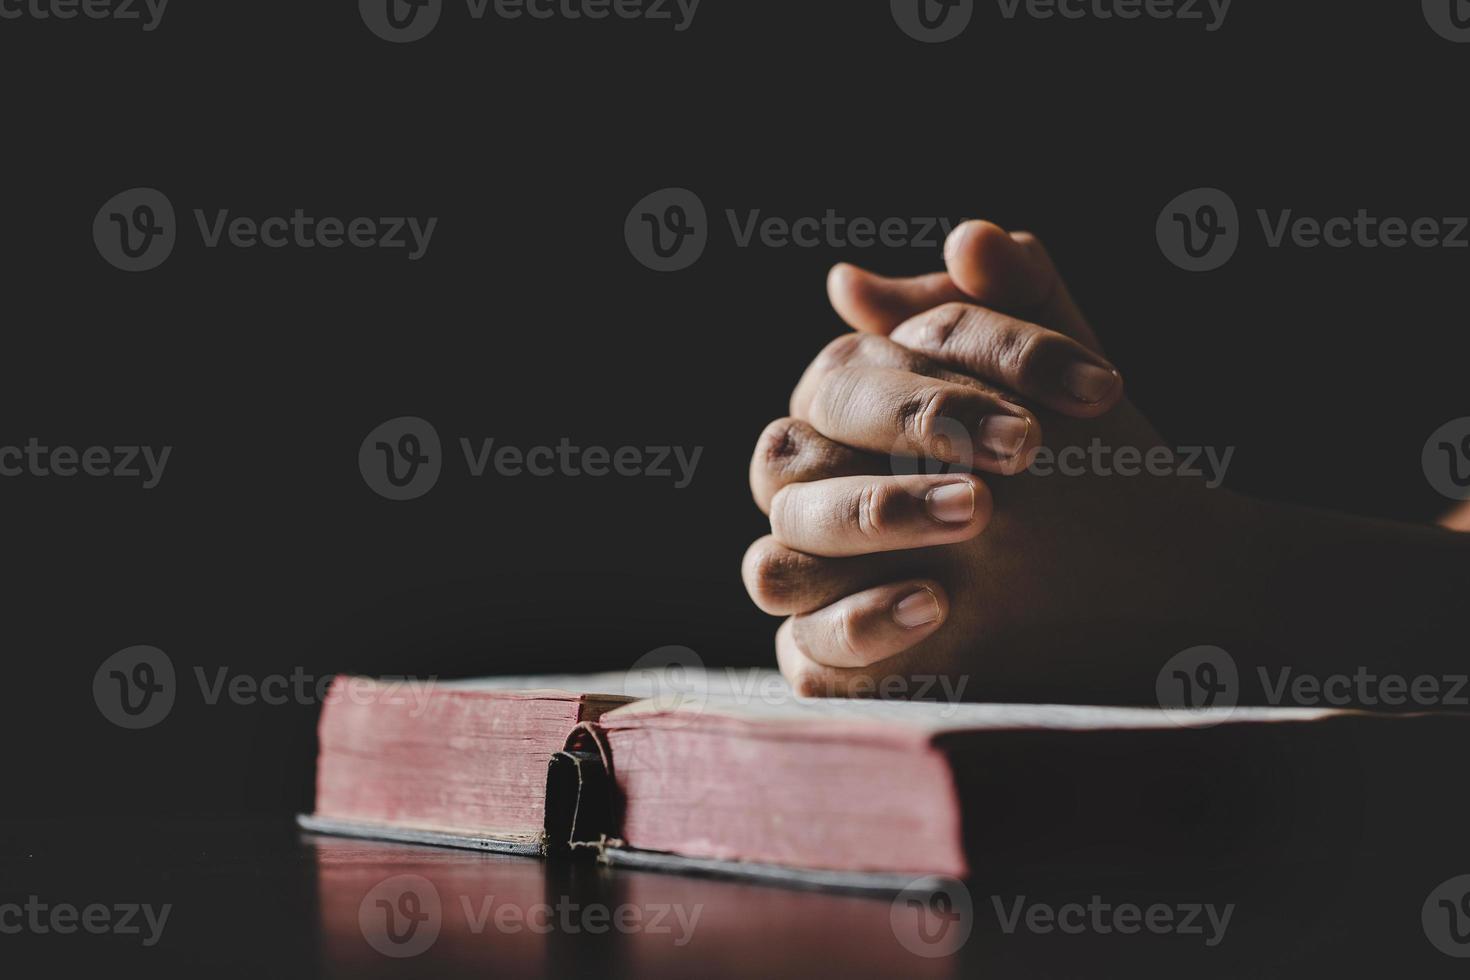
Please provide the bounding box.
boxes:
[827,264,967,335]
[946,222,1100,348]
[750,417,882,514]
[787,580,949,670]
[800,365,1040,475]
[775,619,919,698]
[826,223,1041,333]
[1008,230,1100,349]
[789,332,1016,423]
[776,618,845,697]
[742,535,916,616]
[889,303,1123,417]
[942,220,1056,312]
[827,222,1100,348]
[769,473,990,558]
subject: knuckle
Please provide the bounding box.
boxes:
[897,302,971,353]
[994,321,1046,389]
[742,538,804,613]
[829,603,865,667]
[848,481,902,540]
[812,333,867,375]
[768,484,797,536]
[897,385,954,449]
[754,417,807,475]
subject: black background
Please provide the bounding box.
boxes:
[1,1,1465,821]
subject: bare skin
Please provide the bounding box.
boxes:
[745,221,1470,706]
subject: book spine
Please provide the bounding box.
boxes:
[543,722,620,856]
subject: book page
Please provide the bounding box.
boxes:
[605,692,1348,734]
[436,666,785,702]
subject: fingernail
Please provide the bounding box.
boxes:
[977,415,1031,458]
[1063,362,1119,404]
[894,589,942,629]
[926,482,975,524]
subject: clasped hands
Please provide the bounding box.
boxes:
[742,220,1253,701]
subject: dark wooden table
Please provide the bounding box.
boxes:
[2,818,1467,978]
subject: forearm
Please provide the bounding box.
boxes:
[1213,495,1470,707]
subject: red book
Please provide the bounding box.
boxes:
[302,670,1466,890]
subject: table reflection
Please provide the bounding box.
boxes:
[308,833,962,979]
